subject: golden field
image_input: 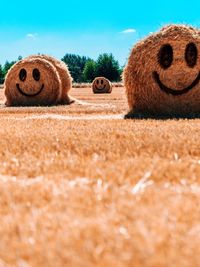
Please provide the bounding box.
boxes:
[0,86,199,266]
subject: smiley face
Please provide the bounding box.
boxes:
[4,56,62,106]
[95,78,107,91]
[16,68,44,97]
[153,42,200,95]
[92,77,112,94]
[124,24,200,116]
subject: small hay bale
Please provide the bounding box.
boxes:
[123,24,200,117]
[92,77,112,94]
[4,55,73,106]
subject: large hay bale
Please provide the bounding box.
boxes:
[123,24,200,117]
[4,55,73,106]
[92,77,112,94]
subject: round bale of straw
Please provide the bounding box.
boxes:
[4,55,73,106]
[29,55,73,104]
[123,24,200,117]
[92,77,112,94]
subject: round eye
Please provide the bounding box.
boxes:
[96,80,99,85]
[185,43,198,68]
[158,44,173,69]
[101,80,103,85]
[33,68,40,81]
[19,69,27,82]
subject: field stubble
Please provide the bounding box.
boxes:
[0,87,199,266]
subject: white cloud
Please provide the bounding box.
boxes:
[121,28,136,34]
[26,33,38,40]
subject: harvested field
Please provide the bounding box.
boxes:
[0,86,199,267]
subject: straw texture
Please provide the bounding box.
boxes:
[123,24,200,117]
[5,55,73,106]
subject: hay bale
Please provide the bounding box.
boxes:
[92,77,112,94]
[4,55,73,106]
[123,24,200,117]
[29,55,73,104]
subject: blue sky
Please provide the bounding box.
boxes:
[1,0,200,66]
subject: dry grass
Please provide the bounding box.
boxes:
[0,86,199,266]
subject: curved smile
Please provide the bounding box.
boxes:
[153,71,200,96]
[16,83,44,97]
[95,85,106,91]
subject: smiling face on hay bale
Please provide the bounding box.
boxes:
[124,25,200,116]
[5,57,62,106]
[92,77,112,94]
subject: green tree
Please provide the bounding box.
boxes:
[3,60,16,78]
[95,53,121,81]
[0,65,4,84]
[18,55,23,61]
[83,60,96,82]
[61,54,92,82]
[2,56,22,80]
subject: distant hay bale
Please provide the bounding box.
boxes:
[123,24,200,117]
[92,77,112,94]
[4,55,73,106]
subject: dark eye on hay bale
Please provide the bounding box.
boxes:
[185,43,198,68]
[19,68,27,82]
[33,68,40,81]
[158,44,173,69]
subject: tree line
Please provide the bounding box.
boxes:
[0,53,122,84]
[0,56,23,84]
